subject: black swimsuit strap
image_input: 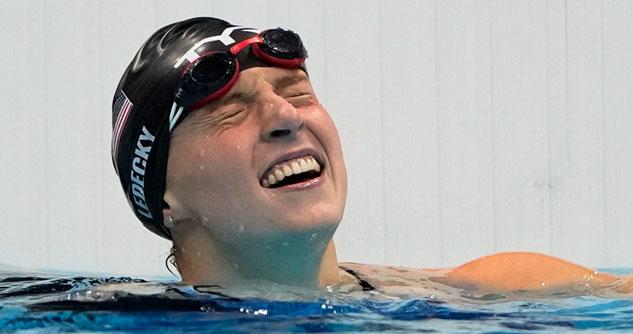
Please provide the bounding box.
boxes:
[339,266,376,291]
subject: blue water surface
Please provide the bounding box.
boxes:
[2,268,633,333]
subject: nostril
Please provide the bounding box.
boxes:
[269,129,292,138]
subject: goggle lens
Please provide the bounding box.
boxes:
[172,28,307,129]
[259,29,305,59]
[177,53,237,109]
[191,54,234,84]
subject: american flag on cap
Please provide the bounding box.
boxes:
[111,90,133,174]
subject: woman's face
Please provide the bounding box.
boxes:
[165,67,347,247]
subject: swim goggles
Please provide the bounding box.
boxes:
[169,28,307,131]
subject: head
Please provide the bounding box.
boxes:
[112,17,347,274]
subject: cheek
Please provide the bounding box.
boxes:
[303,108,348,206]
[309,109,346,165]
[167,137,255,212]
[309,106,342,143]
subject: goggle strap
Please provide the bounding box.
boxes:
[230,36,264,55]
[169,102,185,132]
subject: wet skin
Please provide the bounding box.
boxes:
[166,68,346,236]
[162,67,633,296]
[163,67,347,286]
[342,252,633,299]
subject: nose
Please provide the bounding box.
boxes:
[260,94,303,142]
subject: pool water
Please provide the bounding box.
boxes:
[2,267,633,333]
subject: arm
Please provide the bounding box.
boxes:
[440,252,617,292]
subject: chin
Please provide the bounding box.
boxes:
[271,206,342,235]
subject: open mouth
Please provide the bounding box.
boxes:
[260,155,323,188]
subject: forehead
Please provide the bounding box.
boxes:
[230,67,310,94]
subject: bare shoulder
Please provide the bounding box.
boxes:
[339,262,449,281]
[341,252,633,297]
[440,252,616,292]
[338,262,455,297]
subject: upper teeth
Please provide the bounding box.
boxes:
[261,156,321,188]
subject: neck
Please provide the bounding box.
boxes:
[172,221,344,287]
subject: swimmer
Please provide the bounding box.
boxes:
[111,17,633,298]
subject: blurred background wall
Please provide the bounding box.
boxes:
[1,0,632,277]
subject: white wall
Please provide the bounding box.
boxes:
[1,0,632,277]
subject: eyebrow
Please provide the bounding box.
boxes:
[271,73,309,92]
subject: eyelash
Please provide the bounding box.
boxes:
[209,92,313,120]
[287,93,313,106]
[287,92,309,98]
[222,107,246,119]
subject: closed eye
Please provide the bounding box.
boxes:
[188,103,247,130]
[286,93,315,107]
[216,107,246,123]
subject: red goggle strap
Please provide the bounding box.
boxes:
[230,36,264,55]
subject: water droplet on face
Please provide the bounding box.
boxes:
[201,216,212,228]
[239,224,245,233]
[309,233,318,241]
[282,241,289,247]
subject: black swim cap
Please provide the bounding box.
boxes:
[111,17,307,239]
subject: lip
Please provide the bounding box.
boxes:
[259,148,325,180]
[267,171,325,191]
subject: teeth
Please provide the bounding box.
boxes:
[261,155,322,188]
[291,161,301,174]
[305,159,314,171]
[283,165,293,176]
[299,159,310,172]
[274,168,285,180]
